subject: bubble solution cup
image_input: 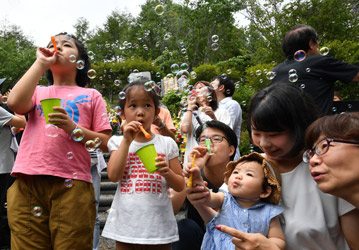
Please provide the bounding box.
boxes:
[40,98,62,124]
[136,144,159,173]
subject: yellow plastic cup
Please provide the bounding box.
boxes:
[40,98,61,124]
[136,144,159,173]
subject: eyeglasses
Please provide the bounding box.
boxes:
[303,138,359,163]
[198,135,228,145]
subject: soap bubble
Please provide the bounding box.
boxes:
[114,106,122,115]
[94,137,102,148]
[266,71,277,80]
[71,128,84,142]
[332,107,337,112]
[300,84,306,89]
[2,96,8,104]
[289,73,298,83]
[69,54,76,63]
[319,47,329,56]
[66,151,74,160]
[72,172,78,179]
[211,43,219,51]
[32,206,42,217]
[179,41,185,48]
[306,68,311,73]
[226,69,232,75]
[294,50,306,61]
[85,140,96,152]
[190,71,197,79]
[255,70,262,76]
[180,63,189,71]
[156,72,161,78]
[166,73,174,79]
[288,69,297,75]
[44,124,59,137]
[114,79,122,87]
[170,64,180,74]
[176,70,190,87]
[87,69,96,79]
[76,60,85,70]
[144,81,156,91]
[88,51,95,60]
[211,34,219,43]
[155,4,165,15]
[118,91,126,99]
[64,179,73,188]
[181,48,187,54]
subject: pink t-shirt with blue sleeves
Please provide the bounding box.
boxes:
[11,85,112,183]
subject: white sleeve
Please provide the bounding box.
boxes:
[107,136,123,152]
[166,137,179,160]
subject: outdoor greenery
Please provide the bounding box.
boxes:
[1,0,358,154]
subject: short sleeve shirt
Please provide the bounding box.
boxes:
[271,55,359,115]
[0,107,15,174]
[11,85,112,182]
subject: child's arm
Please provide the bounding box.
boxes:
[48,106,112,152]
[107,137,132,182]
[156,157,185,192]
[8,48,58,114]
[107,121,141,182]
[215,216,286,250]
[267,216,286,249]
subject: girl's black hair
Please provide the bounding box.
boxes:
[45,32,90,87]
[248,83,319,157]
[118,79,160,113]
[214,75,235,97]
[282,24,319,59]
[195,120,237,160]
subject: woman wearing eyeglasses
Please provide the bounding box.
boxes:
[216,83,359,249]
[304,112,359,208]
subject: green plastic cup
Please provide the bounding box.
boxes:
[136,144,159,173]
[40,98,61,124]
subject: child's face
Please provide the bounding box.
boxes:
[251,127,293,161]
[122,87,157,130]
[228,161,266,201]
[48,34,79,67]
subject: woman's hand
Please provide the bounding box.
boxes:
[202,105,215,119]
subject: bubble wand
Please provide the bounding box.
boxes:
[187,154,196,187]
[205,139,211,152]
[51,36,58,52]
[139,125,150,139]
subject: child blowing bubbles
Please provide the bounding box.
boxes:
[185,152,285,250]
[6,33,112,250]
[102,80,185,250]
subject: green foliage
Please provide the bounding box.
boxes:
[244,63,273,93]
[161,90,184,118]
[0,23,36,92]
[91,57,163,104]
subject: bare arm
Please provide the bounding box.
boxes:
[8,48,58,114]
[156,157,185,192]
[171,189,187,215]
[6,114,26,128]
[267,216,286,250]
[106,138,131,182]
[340,209,359,250]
